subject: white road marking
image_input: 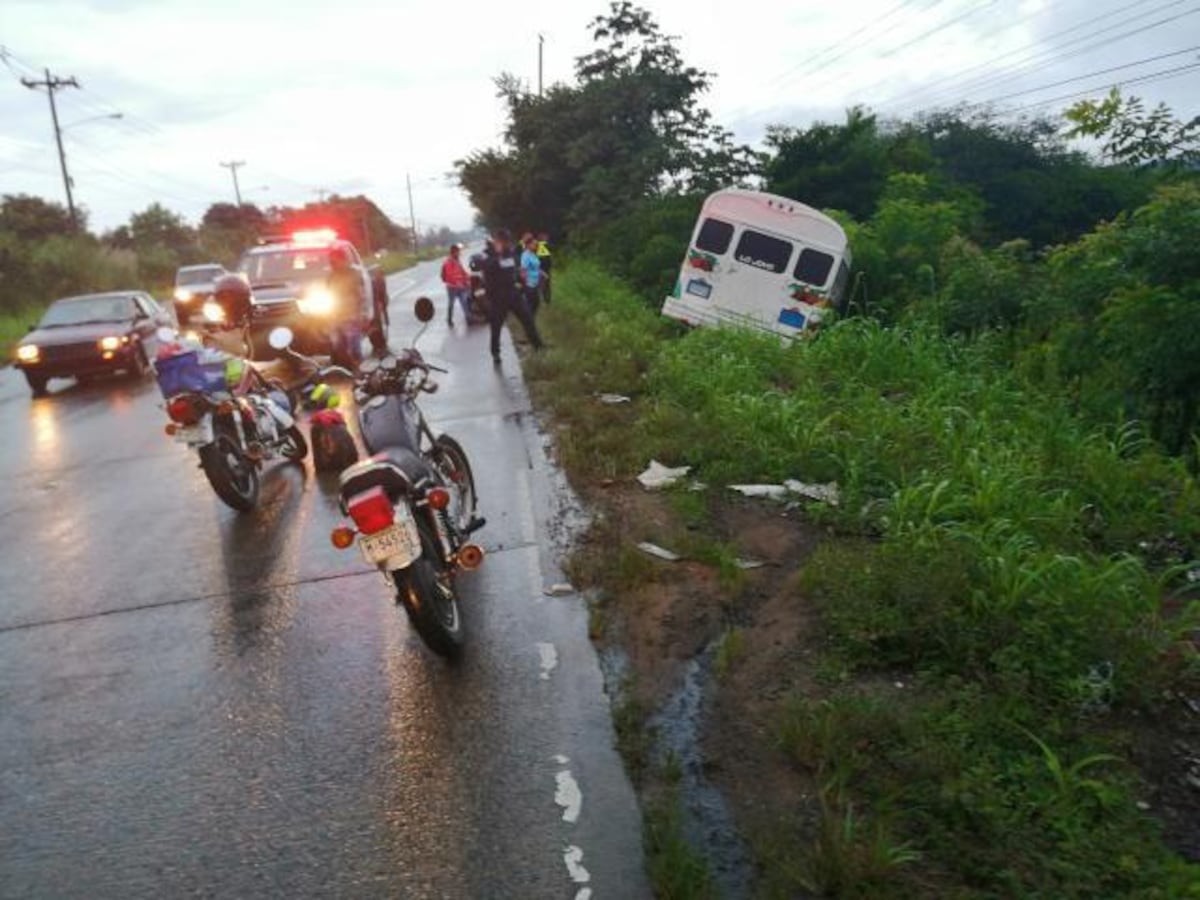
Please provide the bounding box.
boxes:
[555,769,582,823]
[574,890,593,900]
[553,754,569,765]
[536,642,558,680]
[563,845,590,884]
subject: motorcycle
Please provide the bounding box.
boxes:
[271,297,485,657]
[154,334,307,511]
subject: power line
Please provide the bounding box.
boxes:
[886,0,1199,113]
[876,0,1164,109]
[972,45,1199,106]
[1002,59,1200,114]
[722,0,931,127]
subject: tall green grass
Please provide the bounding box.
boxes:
[526,261,1200,897]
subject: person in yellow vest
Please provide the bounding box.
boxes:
[535,231,553,306]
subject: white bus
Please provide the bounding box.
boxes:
[662,188,852,338]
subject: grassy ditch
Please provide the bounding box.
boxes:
[521,261,1200,898]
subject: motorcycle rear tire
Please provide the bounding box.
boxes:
[393,551,464,659]
[200,424,260,512]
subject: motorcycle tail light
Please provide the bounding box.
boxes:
[426,487,450,510]
[347,486,394,535]
[330,526,356,549]
[167,396,200,425]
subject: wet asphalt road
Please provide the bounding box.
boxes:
[0,259,650,899]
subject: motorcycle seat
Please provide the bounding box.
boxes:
[339,447,432,502]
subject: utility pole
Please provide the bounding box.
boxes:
[21,69,80,230]
[314,187,328,203]
[406,172,418,253]
[538,33,545,96]
[219,160,245,206]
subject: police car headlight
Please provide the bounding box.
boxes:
[298,288,335,317]
[202,301,226,323]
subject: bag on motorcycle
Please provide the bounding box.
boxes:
[153,350,227,398]
[311,409,359,473]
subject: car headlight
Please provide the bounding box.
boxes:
[16,344,40,363]
[298,288,336,317]
[174,287,194,302]
[98,336,124,351]
[202,301,226,323]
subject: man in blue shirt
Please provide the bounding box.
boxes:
[520,233,542,316]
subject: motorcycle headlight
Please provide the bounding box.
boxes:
[174,287,193,302]
[16,344,40,363]
[202,301,227,323]
[298,287,336,317]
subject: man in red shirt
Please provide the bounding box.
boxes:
[440,243,472,327]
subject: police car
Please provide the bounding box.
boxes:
[230,229,388,363]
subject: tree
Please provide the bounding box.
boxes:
[1065,89,1200,166]
[763,107,897,220]
[0,194,76,242]
[456,2,756,241]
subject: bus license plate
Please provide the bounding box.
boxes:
[686,279,712,299]
[358,510,422,568]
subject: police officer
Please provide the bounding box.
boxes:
[481,228,544,366]
[326,246,367,367]
[535,231,553,306]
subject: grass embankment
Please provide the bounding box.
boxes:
[373,245,445,275]
[522,261,1200,898]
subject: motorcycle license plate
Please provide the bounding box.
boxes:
[175,418,214,445]
[358,507,422,568]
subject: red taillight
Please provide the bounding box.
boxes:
[167,396,200,425]
[347,486,394,535]
[427,486,450,510]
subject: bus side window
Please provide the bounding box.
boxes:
[794,248,835,287]
[734,230,793,274]
[695,218,734,255]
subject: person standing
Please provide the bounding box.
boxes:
[326,245,367,367]
[481,228,544,366]
[535,231,553,306]
[440,243,471,326]
[520,233,543,317]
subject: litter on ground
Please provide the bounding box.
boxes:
[597,393,631,405]
[730,480,840,506]
[637,460,692,490]
[544,583,576,597]
[735,558,766,570]
[638,541,682,562]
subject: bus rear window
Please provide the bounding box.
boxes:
[734,230,792,274]
[794,248,835,286]
[695,218,734,254]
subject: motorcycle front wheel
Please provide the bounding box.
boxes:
[393,554,464,659]
[199,423,260,512]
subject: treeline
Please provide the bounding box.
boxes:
[457,1,1199,459]
[0,192,418,319]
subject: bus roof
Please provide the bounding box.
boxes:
[702,188,847,252]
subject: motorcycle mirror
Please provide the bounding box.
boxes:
[413,296,435,323]
[156,326,176,343]
[268,327,295,351]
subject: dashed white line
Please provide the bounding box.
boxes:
[563,845,590,885]
[555,769,582,823]
[536,642,558,680]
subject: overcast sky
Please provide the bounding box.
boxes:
[2,0,1197,234]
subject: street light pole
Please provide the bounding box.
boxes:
[538,33,544,96]
[220,160,245,206]
[406,172,418,253]
[21,68,80,230]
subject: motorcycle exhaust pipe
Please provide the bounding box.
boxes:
[456,544,485,571]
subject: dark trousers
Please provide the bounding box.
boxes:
[524,285,540,317]
[489,291,544,359]
[539,271,551,306]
